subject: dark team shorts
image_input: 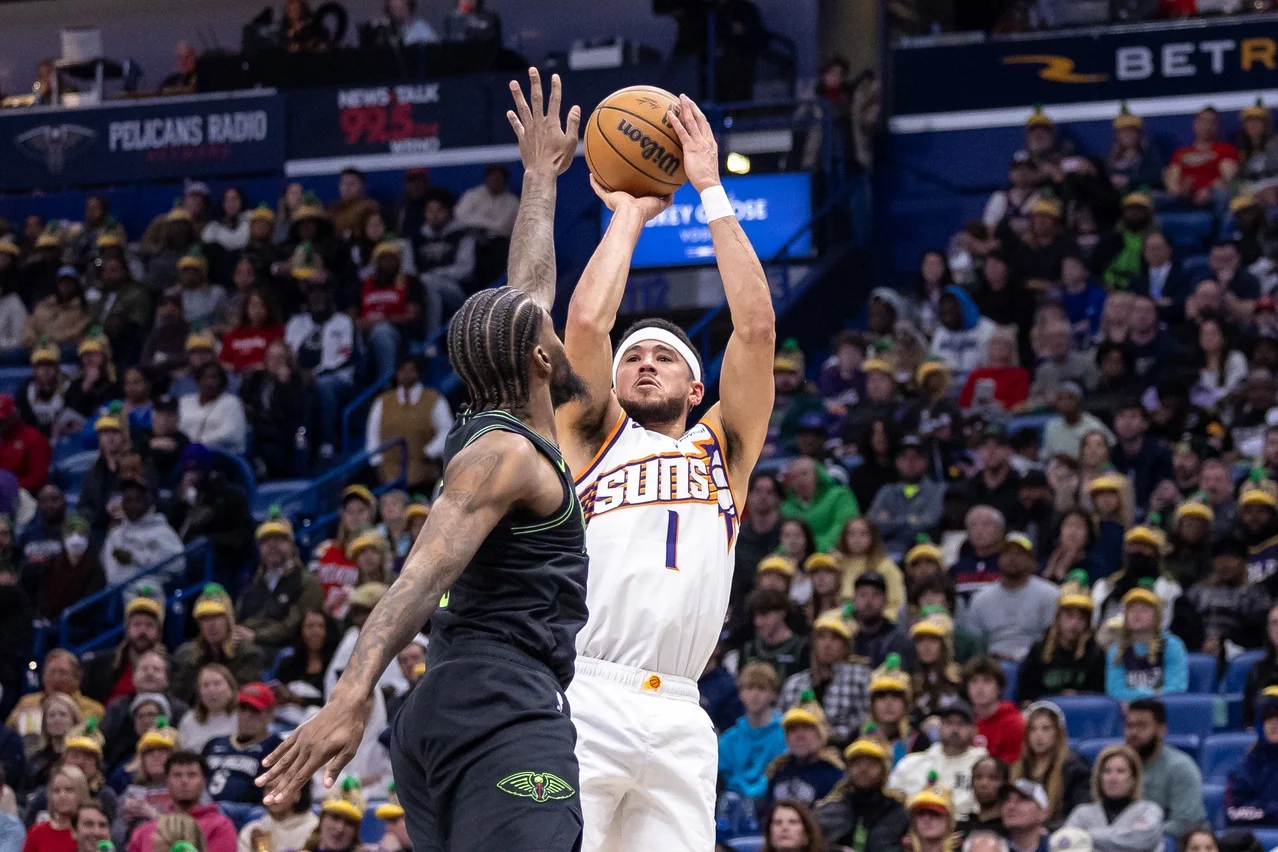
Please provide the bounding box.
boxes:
[390,639,583,852]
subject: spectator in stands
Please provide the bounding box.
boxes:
[158,41,198,94]
[394,169,430,241]
[1206,240,1262,308]
[1225,686,1278,825]
[734,473,784,617]
[22,267,90,350]
[220,290,283,376]
[851,574,912,667]
[355,240,424,383]
[908,608,962,726]
[1026,319,1099,407]
[23,507,94,628]
[25,765,88,852]
[1165,107,1239,208]
[1018,199,1077,288]
[1094,521,1182,627]
[912,250,952,337]
[240,340,308,480]
[818,330,864,414]
[325,169,377,243]
[101,478,186,590]
[139,291,191,388]
[1107,109,1162,194]
[1059,254,1108,338]
[202,187,248,255]
[930,287,996,387]
[171,331,219,401]
[24,693,81,789]
[177,665,237,755]
[719,662,786,806]
[176,250,225,331]
[126,752,235,852]
[81,595,162,705]
[742,589,809,685]
[374,490,413,566]
[764,707,845,810]
[311,484,374,617]
[1189,535,1270,656]
[1109,399,1174,509]
[1132,232,1192,317]
[6,650,102,757]
[970,424,1024,527]
[962,657,1022,764]
[1010,703,1090,831]
[1063,744,1163,852]
[202,683,281,817]
[958,327,1030,413]
[1164,495,1213,590]
[415,188,474,336]
[178,363,247,455]
[0,393,50,492]
[1123,698,1206,836]
[814,736,909,851]
[285,284,354,461]
[963,535,1058,664]
[952,505,1006,600]
[983,151,1044,240]
[867,435,945,559]
[273,610,339,715]
[167,446,253,586]
[108,718,176,805]
[777,615,868,746]
[1244,605,1278,726]
[889,699,987,818]
[97,649,187,772]
[0,563,31,714]
[1192,318,1248,411]
[172,584,264,705]
[236,514,321,662]
[17,344,69,438]
[1093,194,1157,292]
[1105,580,1190,700]
[779,457,858,553]
[70,804,110,852]
[455,164,519,241]
[137,394,189,490]
[1042,383,1114,461]
[834,518,905,618]
[839,360,901,451]
[1017,573,1105,702]
[64,338,119,427]
[238,783,316,852]
[378,0,439,44]
[279,0,328,52]
[958,755,1007,836]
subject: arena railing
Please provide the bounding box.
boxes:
[293,438,409,557]
[341,370,396,456]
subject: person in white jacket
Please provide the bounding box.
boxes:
[930,286,996,388]
[102,478,186,589]
[178,362,248,454]
[888,699,988,818]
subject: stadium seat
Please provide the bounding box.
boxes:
[1160,211,1216,251]
[1002,661,1018,700]
[1187,653,1217,693]
[1052,695,1123,739]
[252,479,312,520]
[1165,733,1201,762]
[1160,694,1216,740]
[1164,836,1177,852]
[360,809,385,843]
[1201,732,1257,784]
[1222,650,1266,693]
[53,450,99,494]
[1249,828,1278,851]
[726,838,765,852]
[1202,782,1226,830]
[1074,737,1122,763]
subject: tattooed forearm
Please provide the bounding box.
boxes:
[328,444,510,703]
[508,170,559,312]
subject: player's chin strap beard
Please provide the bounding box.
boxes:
[611,328,701,387]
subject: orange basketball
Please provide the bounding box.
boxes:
[584,85,687,198]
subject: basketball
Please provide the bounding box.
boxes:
[584,85,687,197]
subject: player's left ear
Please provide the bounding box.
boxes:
[688,381,705,408]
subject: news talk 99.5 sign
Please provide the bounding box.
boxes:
[0,91,285,192]
[894,14,1278,115]
[601,173,812,269]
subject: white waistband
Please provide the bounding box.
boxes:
[575,656,700,702]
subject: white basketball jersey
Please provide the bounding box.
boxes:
[574,414,739,681]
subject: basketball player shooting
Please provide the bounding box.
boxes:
[557,94,776,851]
[256,69,594,851]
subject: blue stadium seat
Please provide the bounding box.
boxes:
[726,838,765,852]
[1160,211,1216,251]
[1201,732,1257,784]
[1182,253,1211,282]
[1188,653,1217,693]
[1227,693,1245,730]
[1164,835,1177,852]
[1052,695,1123,739]
[1165,733,1201,762]
[1222,650,1266,694]
[0,367,31,398]
[1074,737,1122,763]
[1249,828,1278,851]
[1161,694,1217,740]
[1007,413,1052,440]
[53,449,99,494]
[1202,782,1226,830]
[360,809,386,843]
[1002,661,1018,701]
[252,479,312,520]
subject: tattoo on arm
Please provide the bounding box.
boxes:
[508,171,558,312]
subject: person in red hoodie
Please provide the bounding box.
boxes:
[965,656,1025,764]
[126,751,235,852]
[0,392,51,491]
[219,289,284,376]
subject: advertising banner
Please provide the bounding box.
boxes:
[894,14,1278,115]
[0,91,285,191]
[602,173,812,269]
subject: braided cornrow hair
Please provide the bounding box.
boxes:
[447,286,545,413]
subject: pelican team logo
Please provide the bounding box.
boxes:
[497,771,576,803]
[14,124,97,173]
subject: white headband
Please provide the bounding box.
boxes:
[612,327,702,385]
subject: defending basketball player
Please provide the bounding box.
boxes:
[256,70,592,851]
[557,95,775,850]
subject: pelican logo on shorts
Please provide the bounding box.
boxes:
[497,771,575,803]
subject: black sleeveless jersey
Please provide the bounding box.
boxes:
[428,409,589,689]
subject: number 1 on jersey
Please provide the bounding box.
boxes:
[665,509,679,571]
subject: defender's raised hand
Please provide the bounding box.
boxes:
[667,94,720,192]
[507,67,580,176]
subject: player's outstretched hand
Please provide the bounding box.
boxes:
[589,175,672,223]
[507,67,580,177]
[667,94,719,193]
[256,693,371,805]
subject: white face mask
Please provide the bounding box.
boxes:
[64,533,89,558]
[184,486,198,505]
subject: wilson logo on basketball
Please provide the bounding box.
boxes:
[615,119,681,177]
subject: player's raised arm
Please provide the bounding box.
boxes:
[668,95,775,482]
[505,68,580,312]
[558,181,671,465]
[256,431,549,803]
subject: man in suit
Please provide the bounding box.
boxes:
[1130,231,1191,322]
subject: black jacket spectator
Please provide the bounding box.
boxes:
[166,469,254,587]
[237,557,323,659]
[1016,635,1107,703]
[814,772,910,852]
[239,356,310,480]
[0,569,34,719]
[1111,434,1175,510]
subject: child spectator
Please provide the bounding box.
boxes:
[763,705,844,810]
[965,657,1024,764]
[1017,572,1106,703]
[1105,580,1189,701]
[718,662,787,806]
